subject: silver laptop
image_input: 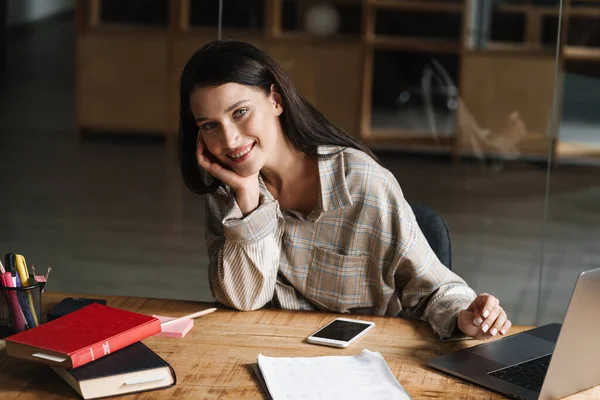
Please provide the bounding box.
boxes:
[427,268,600,400]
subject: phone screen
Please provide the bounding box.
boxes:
[312,320,372,342]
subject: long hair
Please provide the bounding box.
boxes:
[179,39,378,194]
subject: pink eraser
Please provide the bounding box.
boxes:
[153,315,194,338]
[35,275,46,283]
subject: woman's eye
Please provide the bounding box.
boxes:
[202,122,217,131]
[234,108,248,118]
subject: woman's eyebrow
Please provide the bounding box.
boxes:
[195,99,250,123]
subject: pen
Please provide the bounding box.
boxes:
[43,265,52,293]
[30,265,37,285]
[5,253,16,276]
[1,272,28,331]
[160,308,217,327]
[15,254,39,327]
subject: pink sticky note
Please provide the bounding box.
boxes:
[153,315,194,339]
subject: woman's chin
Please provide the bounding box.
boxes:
[233,166,261,178]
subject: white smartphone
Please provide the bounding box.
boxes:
[307,317,375,348]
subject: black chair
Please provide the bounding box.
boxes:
[410,203,452,270]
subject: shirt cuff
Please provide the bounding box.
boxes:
[440,317,471,342]
[222,195,280,245]
[426,291,476,341]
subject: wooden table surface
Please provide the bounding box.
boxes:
[0,292,597,399]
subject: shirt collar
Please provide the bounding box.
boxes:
[316,146,353,213]
[257,146,354,216]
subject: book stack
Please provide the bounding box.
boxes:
[4,303,176,399]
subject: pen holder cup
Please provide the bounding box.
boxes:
[0,284,43,338]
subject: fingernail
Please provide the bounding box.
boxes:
[500,329,506,335]
[473,318,483,327]
[482,324,489,333]
[491,328,498,336]
[483,309,490,318]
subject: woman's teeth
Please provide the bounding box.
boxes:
[229,144,253,159]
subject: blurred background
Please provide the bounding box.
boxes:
[1,0,599,327]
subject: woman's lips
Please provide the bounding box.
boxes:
[226,142,256,163]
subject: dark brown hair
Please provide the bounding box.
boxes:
[179,39,377,194]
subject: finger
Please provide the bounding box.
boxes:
[480,294,498,320]
[469,293,489,315]
[457,310,481,338]
[481,298,500,334]
[196,138,215,172]
[488,308,507,337]
[197,151,211,171]
[500,319,512,336]
[196,135,206,161]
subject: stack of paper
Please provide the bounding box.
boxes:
[256,349,411,400]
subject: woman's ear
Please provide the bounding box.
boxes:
[270,84,284,116]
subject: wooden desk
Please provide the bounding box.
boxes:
[0,292,597,399]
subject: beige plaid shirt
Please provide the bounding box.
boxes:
[205,146,476,339]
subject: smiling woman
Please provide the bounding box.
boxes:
[178,40,512,342]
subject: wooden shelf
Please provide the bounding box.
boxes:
[367,127,453,139]
[87,24,169,34]
[563,46,600,61]
[556,141,600,159]
[568,7,600,17]
[76,0,594,162]
[274,32,361,44]
[184,26,263,38]
[363,129,454,151]
[367,35,460,53]
[497,4,560,16]
[367,0,464,13]
[497,2,600,17]
[469,41,557,57]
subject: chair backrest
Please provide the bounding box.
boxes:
[410,203,452,270]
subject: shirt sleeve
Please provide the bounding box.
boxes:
[205,187,282,311]
[389,182,477,340]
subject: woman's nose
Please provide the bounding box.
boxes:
[222,124,241,148]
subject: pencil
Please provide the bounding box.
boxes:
[160,308,217,327]
[0,260,5,274]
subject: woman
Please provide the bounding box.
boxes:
[179,40,511,341]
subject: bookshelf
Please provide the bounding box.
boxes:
[74,0,600,160]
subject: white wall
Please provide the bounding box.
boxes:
[7,0,74,27]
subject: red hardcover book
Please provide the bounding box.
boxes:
[5,303,161,369]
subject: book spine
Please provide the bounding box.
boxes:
[70,319,161,368]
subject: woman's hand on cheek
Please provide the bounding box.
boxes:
[197,134,260,215]
[457,293,512,340]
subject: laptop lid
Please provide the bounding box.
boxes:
[538,267,600,399]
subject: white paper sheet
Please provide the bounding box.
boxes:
[257,349,411,400]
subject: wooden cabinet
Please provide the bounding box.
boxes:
[74,0,598,160]
[75,0,363,139]
[77,31,168,134]
[457,52,558,158]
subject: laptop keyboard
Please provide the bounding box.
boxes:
[489,355,552,392]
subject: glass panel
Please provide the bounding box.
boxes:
[370,50,458,136]
[541,1,600,324]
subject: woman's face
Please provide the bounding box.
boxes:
[190,83,283,177]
